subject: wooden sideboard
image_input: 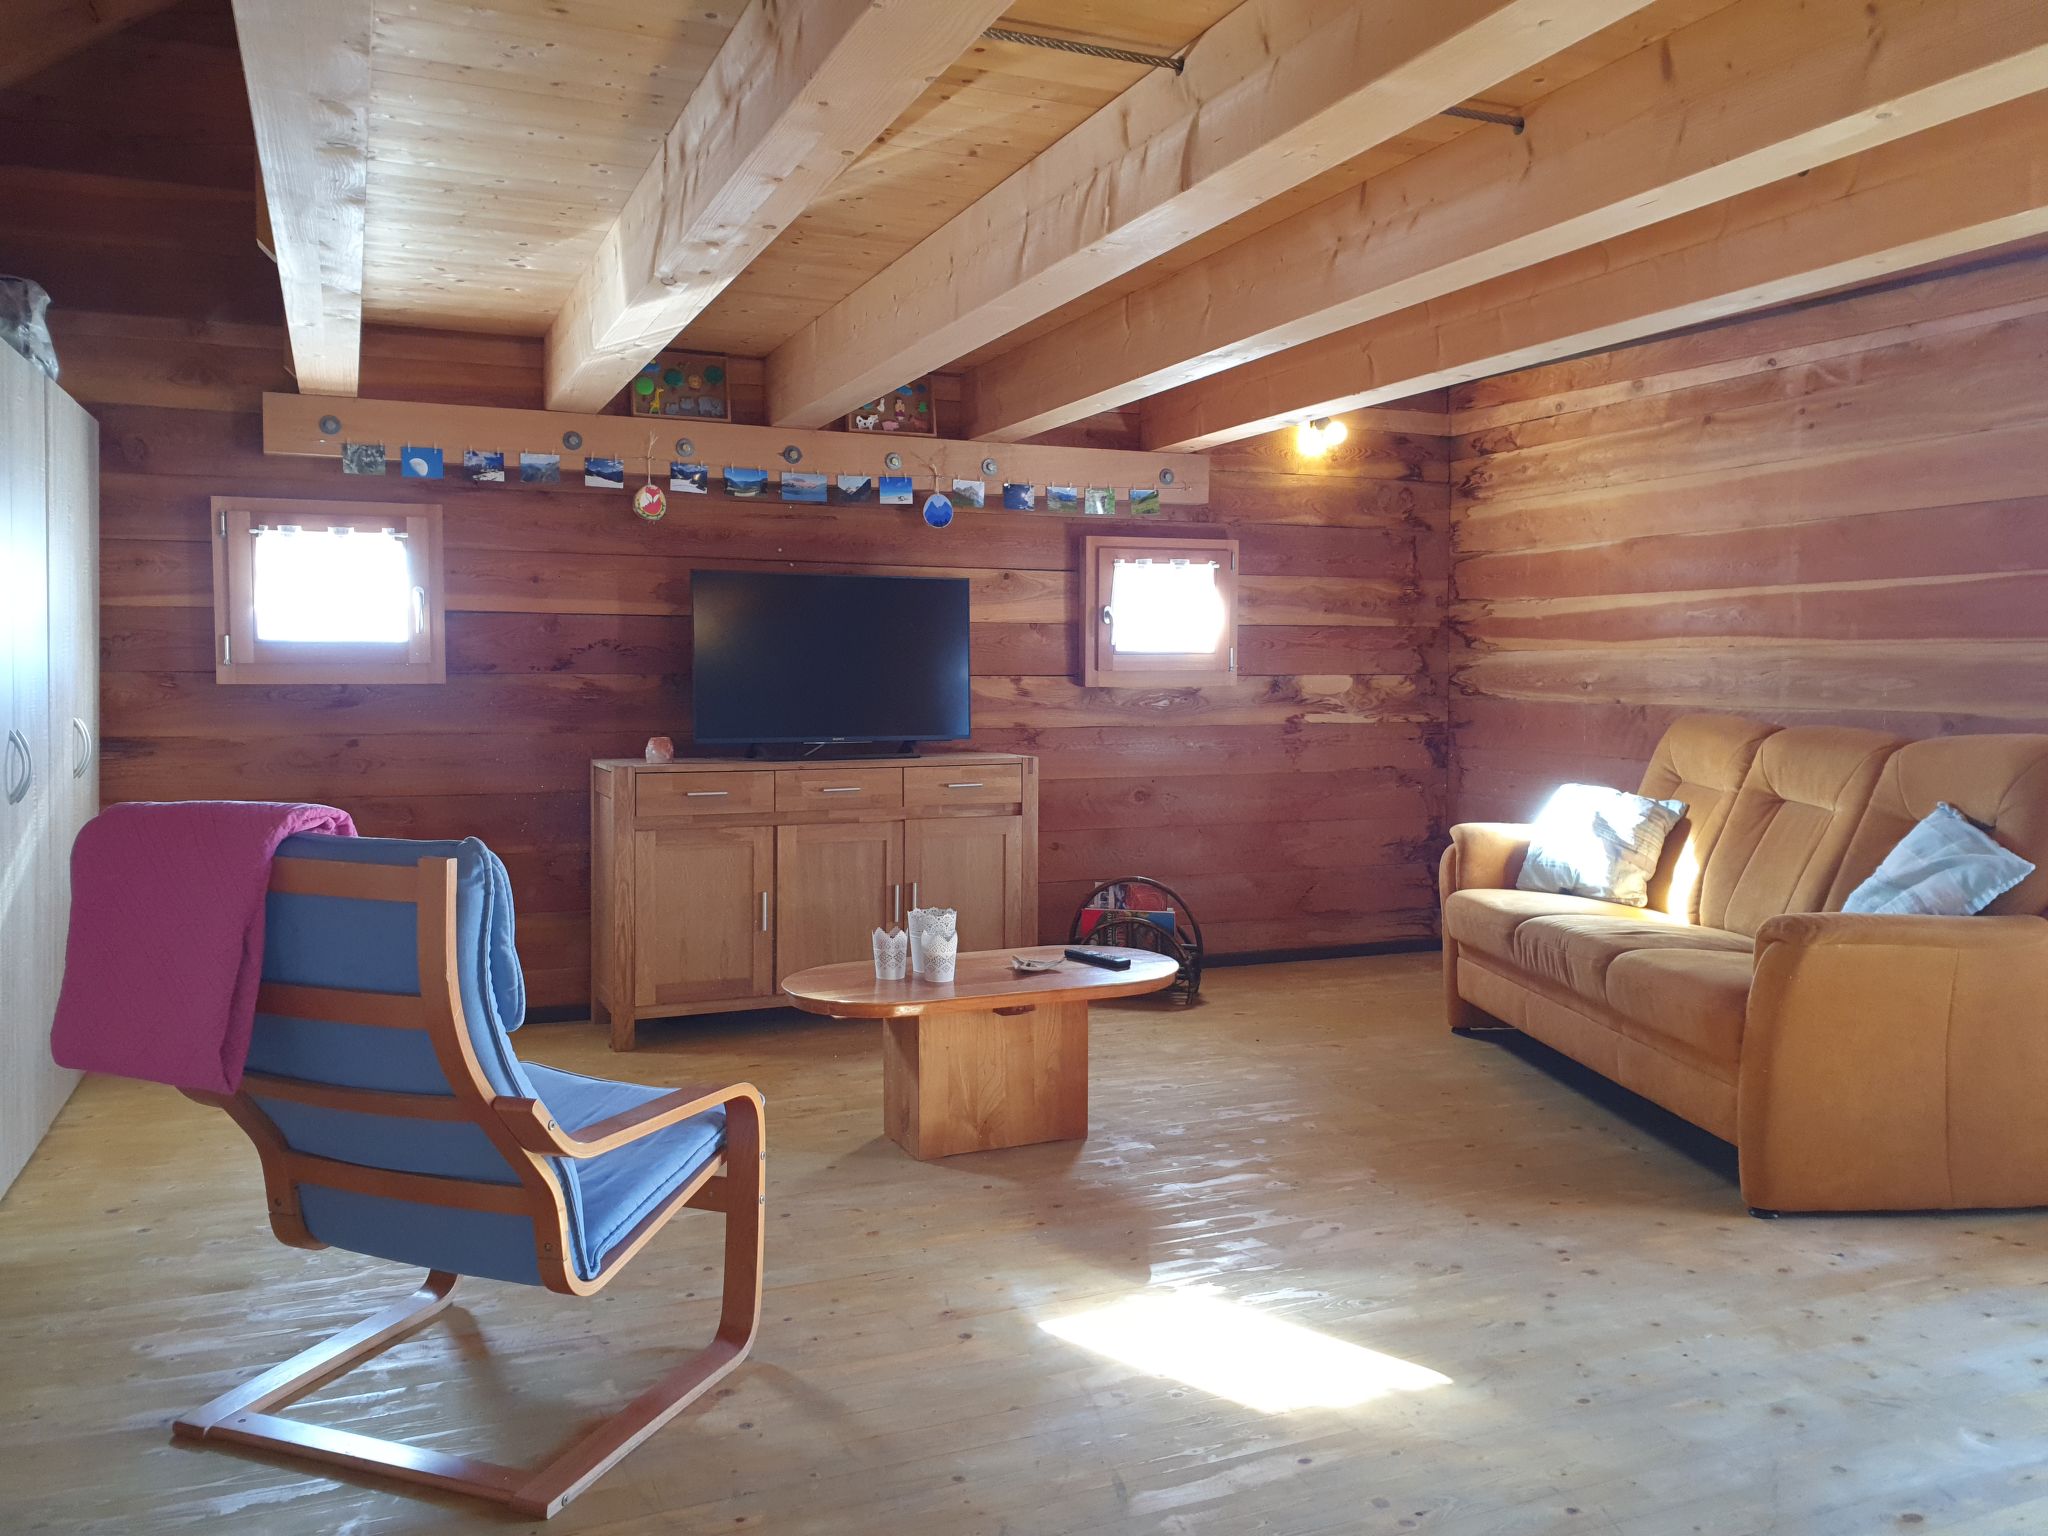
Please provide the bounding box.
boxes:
[590,753,1038,1048]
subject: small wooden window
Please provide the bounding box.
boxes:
[212,497,445,685]
[1081,535,1239,688]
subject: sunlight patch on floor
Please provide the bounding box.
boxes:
[1040,1289,1451,1413]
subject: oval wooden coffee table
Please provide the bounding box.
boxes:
[781,945,1180,1160]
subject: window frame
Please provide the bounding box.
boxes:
[212,496,446,685]
[1080,534,1239,689]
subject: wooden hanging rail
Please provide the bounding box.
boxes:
[259,393,1210,504]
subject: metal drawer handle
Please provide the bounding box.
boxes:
[818,786,863,794]
[684,790,729,798]
[945,781,984,789]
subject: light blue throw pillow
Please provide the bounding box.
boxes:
[1515,783,1687,908]
[1841,802,2035,917]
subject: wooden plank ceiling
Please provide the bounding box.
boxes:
[158,0,2048,433]
[356,0,1735,351]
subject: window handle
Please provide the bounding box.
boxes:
[412,585,427,635]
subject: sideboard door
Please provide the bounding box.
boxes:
[905,814,1028,954]
[631,825,774,1009]
[776,821,903,981]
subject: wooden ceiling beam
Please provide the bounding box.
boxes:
[231,0,371,398]
[0,0,179,89]
[542,0,1009,413]
[968,0,2048,443]
[762,0,1661,430]
[1141,94,2048,450]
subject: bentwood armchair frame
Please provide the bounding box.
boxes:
[177,852,764,1519]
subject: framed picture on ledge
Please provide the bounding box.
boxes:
[629,350,731,421]
[847,377,938,436]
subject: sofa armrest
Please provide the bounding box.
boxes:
[1740,912,2048,1211]
[1438,822,1533,901]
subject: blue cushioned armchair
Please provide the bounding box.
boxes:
[177,835,764,1519]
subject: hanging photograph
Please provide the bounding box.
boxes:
[1002,483,1036,511]
[780,471,828,504]
[1129,487,1162,516]
[669,462,709,494]
[341,442,386,476]
[949,478,986,509]
[878,475,914,506]
[462,449,505,483]
[1083,486,1116,517]
[833,475,878,505]
[399,446,444,480]
[724,466,768,498]
[1047,484,1080,514]
[518,452,560,485]
[583,456,625,490]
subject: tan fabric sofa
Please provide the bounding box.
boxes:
[1440,714,2048,1213]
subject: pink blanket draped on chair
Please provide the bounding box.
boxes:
[49,801,357,1093]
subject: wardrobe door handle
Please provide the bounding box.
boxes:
[892,882,902,926]
[759,891,769,932]
[5,729,31,805]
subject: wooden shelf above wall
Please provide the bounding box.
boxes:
[260,393,1211,504]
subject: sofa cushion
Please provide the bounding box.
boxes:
[1699,726,1902,938]
[1512,913,1749,1001]
[1637,714,1778,921]
[1841,802,2037,917]
[1826,734,2048,917]
[1516,783,1687,907]
[1444,888,1674,967]
[1604,948,1754,1075]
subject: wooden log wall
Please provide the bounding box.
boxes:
[1448,247,2048,822]
[62,315,1450,1013]
[4,0,1451,1018]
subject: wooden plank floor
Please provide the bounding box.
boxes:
[5,953,2045,1534]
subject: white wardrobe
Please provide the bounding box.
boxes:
[1,338,98,1197]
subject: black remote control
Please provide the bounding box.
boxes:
[1064,947,1132,971]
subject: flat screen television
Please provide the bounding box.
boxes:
[690,569,971,746]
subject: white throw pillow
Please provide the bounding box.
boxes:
[1515,783,1687,909]
[1841,802,2035,917]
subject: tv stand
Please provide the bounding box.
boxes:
[589,752,1038,1048]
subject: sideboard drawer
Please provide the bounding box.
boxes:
[775,767,904,812]
[635,771,777,820]
[905,764,1024,808]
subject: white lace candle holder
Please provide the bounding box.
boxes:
[872,926,908,981]
[922,929,958,983]
[908,907,957,979]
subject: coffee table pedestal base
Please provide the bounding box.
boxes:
[882,1001,1089,1159]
